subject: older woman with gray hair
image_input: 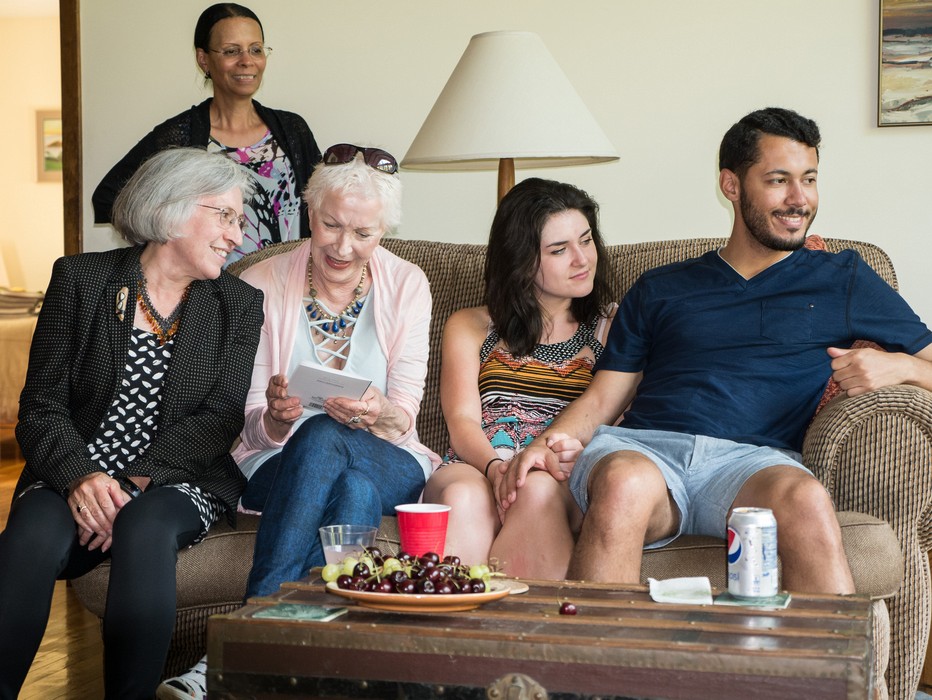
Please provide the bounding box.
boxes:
[0,147,264,699]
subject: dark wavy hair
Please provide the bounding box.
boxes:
[194,3,264,51]
[485,178,612,358]
[719,107,821,177]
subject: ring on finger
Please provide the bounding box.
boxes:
[76,504,87,514]
[361,401,370,416]
[350,415,362,424]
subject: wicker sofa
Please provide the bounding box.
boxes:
[72,236,932,699]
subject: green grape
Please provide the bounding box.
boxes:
[381,557,402,574]
[321,563,342,582]
[468,564,490,580]
[341,556,359,576]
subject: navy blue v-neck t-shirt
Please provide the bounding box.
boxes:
[598,247,932,452]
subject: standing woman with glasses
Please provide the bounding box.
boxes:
[92,3,321,267]
[157,145,439,700]
[0,148,264,699]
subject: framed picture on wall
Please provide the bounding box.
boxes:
[36,110,63,181]
[879,0,932,126]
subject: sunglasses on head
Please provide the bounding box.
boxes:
[323,143,398,175]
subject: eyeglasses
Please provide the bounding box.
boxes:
[198,204,248,233]
[323,143,398,175]
[209,45,272,60]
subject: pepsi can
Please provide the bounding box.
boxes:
[727,507,778,598]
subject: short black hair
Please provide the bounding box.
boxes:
[719,107,821,176]
[194,3,263,51]
[485,178,612,358]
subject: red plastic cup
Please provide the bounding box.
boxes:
[395,503,451,558]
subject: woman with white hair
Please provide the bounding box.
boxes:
[158,144,438,700]
[237,144,439,582]
[0,147,264,699]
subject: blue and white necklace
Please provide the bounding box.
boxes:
[304,256,367,340]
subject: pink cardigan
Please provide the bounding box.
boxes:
[233,240,441,470]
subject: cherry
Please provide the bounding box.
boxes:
[353,562,371,578]
[336,574,353,590]
[470,579,486,594]
[559,602,578,615]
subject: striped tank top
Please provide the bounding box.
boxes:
[446,317,605,461]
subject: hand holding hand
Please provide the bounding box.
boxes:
[546,432,583,474]
[497,444,562,510]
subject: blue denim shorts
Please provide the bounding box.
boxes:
[569,426,810,549]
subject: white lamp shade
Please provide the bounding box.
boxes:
[401,31,618,171]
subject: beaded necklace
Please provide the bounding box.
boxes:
[137,269,190,346]
[304,256,367,338]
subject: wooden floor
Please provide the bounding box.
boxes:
[0,430,104,699]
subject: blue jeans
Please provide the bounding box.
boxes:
[245,414,426,598]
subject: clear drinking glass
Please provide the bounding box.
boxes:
[319,524,378,564]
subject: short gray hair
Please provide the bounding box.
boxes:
[303,152,402,232]
[112,147,255,245]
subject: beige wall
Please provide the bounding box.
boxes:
[81,1,932,324]
[0,15,62,291]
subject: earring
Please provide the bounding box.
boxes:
[205,70,211,80]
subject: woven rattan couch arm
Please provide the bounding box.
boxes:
[803,383,932,700]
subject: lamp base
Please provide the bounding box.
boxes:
[497,158,515,203]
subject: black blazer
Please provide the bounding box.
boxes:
[15,246,264,520]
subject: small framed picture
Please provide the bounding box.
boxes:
[36,110,63,181]
[879,1,932,126]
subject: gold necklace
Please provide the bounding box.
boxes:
[304,256,367,334]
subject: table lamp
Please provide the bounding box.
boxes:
[401,30,619,203]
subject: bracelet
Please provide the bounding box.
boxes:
[115,475,143,499]
[484,457,504,479]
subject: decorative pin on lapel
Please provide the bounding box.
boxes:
[115,286,129,321]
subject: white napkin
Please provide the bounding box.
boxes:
[648,576,713,605]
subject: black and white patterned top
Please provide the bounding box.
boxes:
[86,328,224,540]
[479,317,606,365]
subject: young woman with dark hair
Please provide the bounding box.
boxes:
[423,177,615,578]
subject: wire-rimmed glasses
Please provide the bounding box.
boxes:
[208,45,272,60]
[198,204,248,233]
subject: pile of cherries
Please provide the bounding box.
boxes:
[321,548,493,595]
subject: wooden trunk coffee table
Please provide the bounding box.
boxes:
[207,577,874,699]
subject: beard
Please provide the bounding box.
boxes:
[739,192,816,252]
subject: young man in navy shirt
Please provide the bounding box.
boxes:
[501,107,932,593]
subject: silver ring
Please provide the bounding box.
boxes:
[350,415,361,424]
[76,504,87,514]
